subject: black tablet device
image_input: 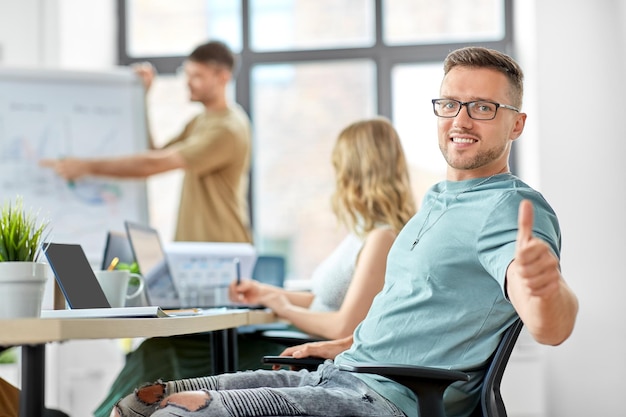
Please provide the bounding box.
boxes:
[44,242,111,309]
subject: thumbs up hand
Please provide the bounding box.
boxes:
[513,199,561,297]
[507,200,578,346]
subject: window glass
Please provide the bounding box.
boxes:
[251,60,376,279]
[126,0,241,57]
[250,0,375,51]
[392,63,447,205]
[383,0,504,45]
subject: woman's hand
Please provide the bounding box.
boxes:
[228,279,263,304]
[259,292,292,317]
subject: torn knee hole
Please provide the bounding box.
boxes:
[159,391,211,412]
[135,381,167,404]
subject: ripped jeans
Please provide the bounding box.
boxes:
[113,361,406,417]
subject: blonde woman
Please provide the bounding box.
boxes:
[231,117,416,341]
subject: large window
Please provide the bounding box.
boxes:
[250,0,375,51]
[251,60,376,276]
[118,0,513,281]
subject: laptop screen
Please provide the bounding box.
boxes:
[124,221,181,309]
[101,230,135,271]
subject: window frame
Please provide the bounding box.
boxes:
[118,0,514,117]
[116,0,516,227]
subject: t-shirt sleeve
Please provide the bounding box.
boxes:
[165,116,242,177]
[477,189,561,295]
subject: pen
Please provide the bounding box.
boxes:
[234,258,241,285]
[163,308,201,316]
[107,257,119,271]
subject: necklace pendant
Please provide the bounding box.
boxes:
[410,239,418,250]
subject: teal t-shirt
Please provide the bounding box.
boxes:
[334,173,560,417]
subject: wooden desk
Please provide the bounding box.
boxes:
[0,309,276,417]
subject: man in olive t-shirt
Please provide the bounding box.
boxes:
[163,103,251,242]
[40,40,252,243]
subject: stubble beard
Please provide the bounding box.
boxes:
[441,141,509,171]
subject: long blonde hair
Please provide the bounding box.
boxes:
[331,117,416,236]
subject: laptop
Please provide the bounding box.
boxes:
[123,221,181,309]
[124,221,262,310]
[42,242,165,317]
[101,230,135,271]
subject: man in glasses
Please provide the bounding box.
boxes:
[112,46,578,417]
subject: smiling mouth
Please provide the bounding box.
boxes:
[451,137,477,143]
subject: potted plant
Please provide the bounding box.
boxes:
[0,196,50,319]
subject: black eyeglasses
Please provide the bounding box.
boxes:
[431,98,520,120]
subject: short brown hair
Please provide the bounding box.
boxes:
[188,40,236,72]
[443,47,524,108]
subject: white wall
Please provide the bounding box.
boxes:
[517,1,626,416]
[0,0,46,66]
[0,0,623,415]
[0,0,115,69]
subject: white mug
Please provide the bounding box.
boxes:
[94,270,145,308]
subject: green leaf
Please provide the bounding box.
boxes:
[116,261,139,274]
[0,196,51,262]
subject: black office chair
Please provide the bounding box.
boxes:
[470,319,523,417]
[256,329,324,346]
[251,255,286,288]
[264,318,523,417]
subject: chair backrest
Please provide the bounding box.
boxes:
[252,255,286,288]
[472,318,524,417]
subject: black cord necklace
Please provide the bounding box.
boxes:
[410,173,501,250]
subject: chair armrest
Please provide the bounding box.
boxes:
[338,362,469,382]
[262,355,325,371]
[338,362,470,417]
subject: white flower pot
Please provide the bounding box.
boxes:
[0,262,48,319]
